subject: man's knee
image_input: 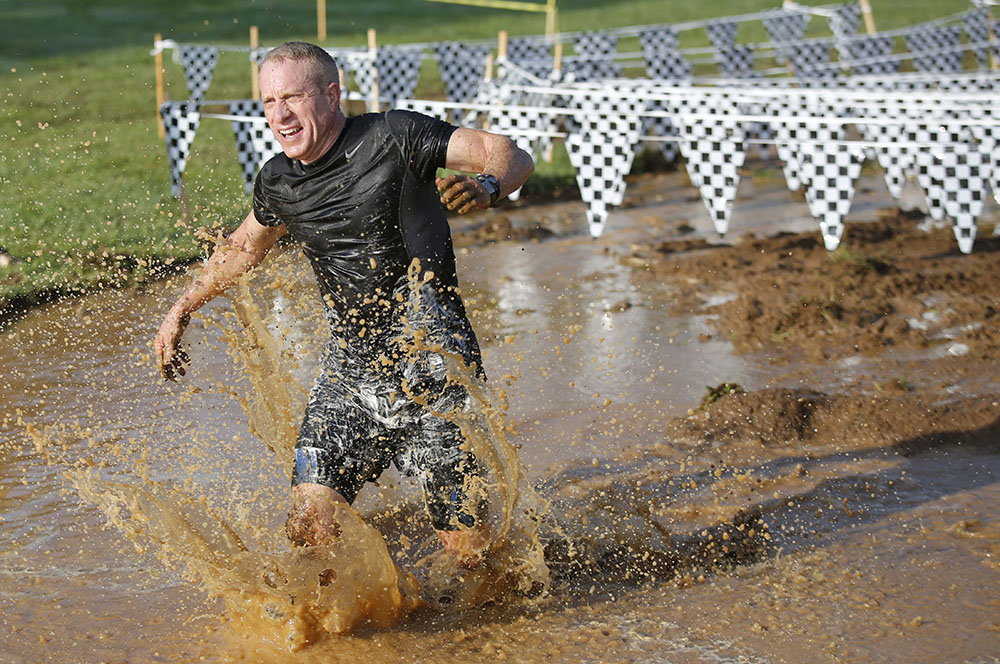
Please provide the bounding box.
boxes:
[285,483,348,547]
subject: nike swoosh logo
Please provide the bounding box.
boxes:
[345,143,363,159]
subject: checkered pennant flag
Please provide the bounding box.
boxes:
[670,92,743,188]
[930,144,990,253]
[738,98,774,160]
[564,93,641,236]
[705,20,739,52]
[763,10,810,63]
[788,40,836,79]
[963,8,994,71]
[673,97,746,235]
[716,44,758,78]
[969,119,1000,206]
[829,3,862,45]
[642,95,681,164]
[640,27,690,80]
[487,104,552,201]
[434,42,491,107]
[908,124,959,223]
[228,100,282,194]
[160,102,201,197]
[797,140,865,250]
[178,45,219,103]
[906,26,963,73]
[395,99,452,124]
[938,74,998,92]
[353,46,423,109]
[763,96,813,191]
[857,114,909,200]
[508,37,553,78]
[683,118,747,235]
[844,35,899,75]
[639,26,679,55]
[332,49,368,86]
[250,47,269,66]
[569,31,622,81]
[643,49,692,81]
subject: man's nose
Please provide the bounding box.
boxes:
[270,99,293,122]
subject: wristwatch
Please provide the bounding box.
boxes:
[475,173,501,206]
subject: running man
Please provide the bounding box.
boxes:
[153,41,534,569]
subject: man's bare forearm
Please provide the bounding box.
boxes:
[480,137,535,199]
[164,240,262,322]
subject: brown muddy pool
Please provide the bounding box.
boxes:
[2,174,999,663]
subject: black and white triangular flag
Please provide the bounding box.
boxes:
[931,143,991,254]
[228,100,282,194]
[178,45,219,103]
[564,93,640,237]
[797,140,865,250]
[160,101,201,197]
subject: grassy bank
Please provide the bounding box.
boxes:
[0,0,972,318]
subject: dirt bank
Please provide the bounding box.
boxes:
[620,208,999,455]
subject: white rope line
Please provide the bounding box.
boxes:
[198,106,997,151]
[149,6,982,64]
[503,82,1000,106]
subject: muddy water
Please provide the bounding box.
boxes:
[3,172,1000,663]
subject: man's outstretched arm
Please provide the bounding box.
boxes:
[154,210,286,380]
[437,128,535,215]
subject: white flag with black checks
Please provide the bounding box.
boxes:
[160,101,201,197]
[487,104,553,201]
[931,143,991,254]
[434,42,490,106]
[906,26,963,73]
[797,139,865,251]
[354,46,423,109]
[178,45,219,104]
[674,96,746,235]
[564,93,641,237]
[228,100,281,194]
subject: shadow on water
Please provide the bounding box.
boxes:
[516,412,1000,612]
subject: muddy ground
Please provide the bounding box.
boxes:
[455,169,1000,461]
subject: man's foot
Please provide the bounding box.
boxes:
[436,525,491,569]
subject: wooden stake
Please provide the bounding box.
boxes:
[498,29,509,59]
[485,52,495,82]
[545,0,557,37]
[317,0,327,41]
[250,26,260,100]
[858,0,876,36]
[545,41,562,163]
[338,66,347,111]
[367,28,380,112]
[154,33,165,139]
[987,8,999,71]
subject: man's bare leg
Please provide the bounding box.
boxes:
[286,482,347,546]
[435,524,491,570]
[285,483,348,586]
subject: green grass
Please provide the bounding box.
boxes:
[0,0,973,317]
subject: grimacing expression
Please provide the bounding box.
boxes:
[260,59,341,163]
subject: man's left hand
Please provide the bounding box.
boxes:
[436,174,489,215]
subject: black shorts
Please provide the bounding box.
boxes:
[293,302,486,532]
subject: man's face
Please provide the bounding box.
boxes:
[260,59,341,163]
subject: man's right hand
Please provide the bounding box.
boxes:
[154,313,191,381]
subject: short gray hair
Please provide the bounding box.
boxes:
[260,41,339,89]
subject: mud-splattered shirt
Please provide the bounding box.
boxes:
[252,110,479,365]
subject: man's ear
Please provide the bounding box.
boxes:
[326,81,341,111]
